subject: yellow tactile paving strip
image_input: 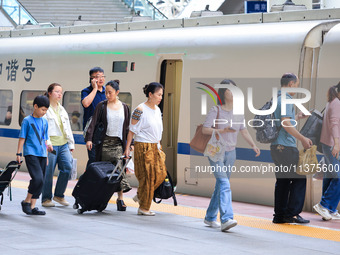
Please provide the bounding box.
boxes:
[12,180,340,242]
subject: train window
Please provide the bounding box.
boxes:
[0,90,13,126]
[119,93,132,110]
[62,91,83,131]
[112,61,128,72]
[20,90,45,126]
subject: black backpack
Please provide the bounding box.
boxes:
[253,99,281,143]
[153,171,177,206]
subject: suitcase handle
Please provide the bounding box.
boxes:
[107,156,132,182]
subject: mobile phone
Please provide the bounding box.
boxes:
[51,150,56,155]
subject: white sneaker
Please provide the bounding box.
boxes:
[204,219,221,228]
[313,203,332,221]
[330,211,340,220]
[221,219,237,232]
[42,200,55,207]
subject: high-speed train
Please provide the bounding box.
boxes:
[1,9,340,211]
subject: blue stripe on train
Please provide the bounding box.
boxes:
[177,142,274,163]
[0,128,86,144]
[0,128,322,162]
[177,143,323,162]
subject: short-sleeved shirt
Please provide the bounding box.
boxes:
[19,115,49,157]
[50,105,68,146]
[271,90,297,147]
[81,85,106,129]
[203,105,246,152]
[130,103,163,143]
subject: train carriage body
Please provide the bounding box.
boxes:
[1,10,340,210]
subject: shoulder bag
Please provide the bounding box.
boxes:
[189,106,220,153]
[300,109,324,153]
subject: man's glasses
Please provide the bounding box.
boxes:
[91,76,106,79]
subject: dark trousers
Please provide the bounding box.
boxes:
[86,144,96,169]
[270,145,306,218]
[25,155,47,199]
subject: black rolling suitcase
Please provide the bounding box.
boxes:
[72,157,130,214]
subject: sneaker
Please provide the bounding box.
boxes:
[53,196,69,206]
[42,200,55,207]
[221,219,237,232]
[313,203,332,221]
[204,219,221,228]
[330,211,340,220]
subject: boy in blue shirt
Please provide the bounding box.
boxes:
[16,95,53,215]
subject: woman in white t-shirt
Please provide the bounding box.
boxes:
[124,82,167,216]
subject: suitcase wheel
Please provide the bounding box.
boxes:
[77,209,84,214]
[73,203,79,209]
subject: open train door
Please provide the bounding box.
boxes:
[298,21,340,211]
[159,60,183,185]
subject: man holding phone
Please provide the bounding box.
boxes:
[81,67,106,167]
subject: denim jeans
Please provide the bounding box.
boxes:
[205,150,236,224]
[320,143,340,213]
[270,145,306,218]
[42,143,72,202]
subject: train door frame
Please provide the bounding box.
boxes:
[298,21,340,211]
[159,59,183,185]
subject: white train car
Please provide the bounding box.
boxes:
[1,9,340,211]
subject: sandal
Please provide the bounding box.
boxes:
[21,200,32,215]
[31,207,46,215]
[116,199,127,211]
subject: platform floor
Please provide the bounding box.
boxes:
[1,172,339,255]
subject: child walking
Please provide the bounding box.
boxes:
[16,95,53,215]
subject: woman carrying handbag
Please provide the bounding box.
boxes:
[202,79,260,232]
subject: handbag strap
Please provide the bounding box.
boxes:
[215,105,220,128]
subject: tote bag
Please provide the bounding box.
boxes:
[297,145,318,175]
[204,130,227,162]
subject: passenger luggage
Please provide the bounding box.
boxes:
[253,98,281,143]
[0,161,21,211]
[300,109,324,153]
[153,171,177,206]
[72,157,130,214]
